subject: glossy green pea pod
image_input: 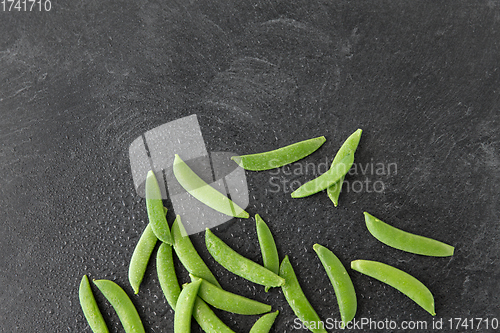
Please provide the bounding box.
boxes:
[193,297,236,333]
[327,129,362,206]
[190,274,272,315]
[205,228,285,288]
[128,223,158,294]
[364,212,455,257]
[157,242,181,310]
[79,275,109,333]
[249,310,279,333]
[313,244,356,327]
[351,260,436,316]
[255,214,279,292]
[173,154,249,218]
[171,215,222,288]
[174,280,202,333]
[146,170,173,244]
[231,136,326,171]
[279,256,327,333]
[291,153,354,198]
[93,279,145,333]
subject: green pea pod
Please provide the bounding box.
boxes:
[231,136,326,171]
[313,244,356,327]
[128,223,158,294]
[291,153,354,198]
[193,297,236,333]
[351,260,436,316]
[174,280,202,333]
[249,310,279,333]
[205,228,285,287]
[93,279,145,333]
[364,212,455,257]
[279,256,327,333]
[190,274,272,315]
[173,154,249,218]
[146,170,173,244]
[327,129,362,206]
[171,215,221,288]
[255,214,279,292]
[157,242,181,310]
[79,275,109,333]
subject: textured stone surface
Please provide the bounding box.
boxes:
[1,1,499,332]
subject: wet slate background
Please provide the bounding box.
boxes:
[1,1,499,332]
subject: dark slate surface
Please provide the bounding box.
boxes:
[1,1,499,332]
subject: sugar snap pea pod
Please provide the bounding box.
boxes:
[313,244,356,327]
[174,280,202,333]
[157,242,181,310]
[364,212,455,257]
[351,260,436,316]
[255,214,279,292]
[93,279,145,333]
[128,223,158,294]
[279,256,327,333]
[79,275,109,333]
[190,274,272,315]
[291,153,354,198]
[205,228,285,287]
[193,297,236,333]
[249,310,279,333]
[327,129,362,207]
[171,215,221,288]
[173,154,249,218]
[146,170,173,244]
[231,136,326,171]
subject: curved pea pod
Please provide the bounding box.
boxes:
[193,297,236,333]
[327,129,362,207]
[128,223,158,294]
[157,242,181,310]
[190,274,271,315]
[231,136,326,171]
[171,215,221,288]
[173,154,249,218]
[364,212,455,257]
[249,310,279,333]
[351,260,436,316]
[255,214,279,292]
[205,228,285,287]
[313,244,356,327]
[291,153,354,198]
[79,275,109,333]
[93,279,145,333]
[174,280,202,333]
[146,170,173,244]
[279,256,327,333]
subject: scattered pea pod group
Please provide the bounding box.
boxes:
[79,130,455,332]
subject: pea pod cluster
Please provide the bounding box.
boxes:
[79,130,457,332]
[80,192,280,332]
